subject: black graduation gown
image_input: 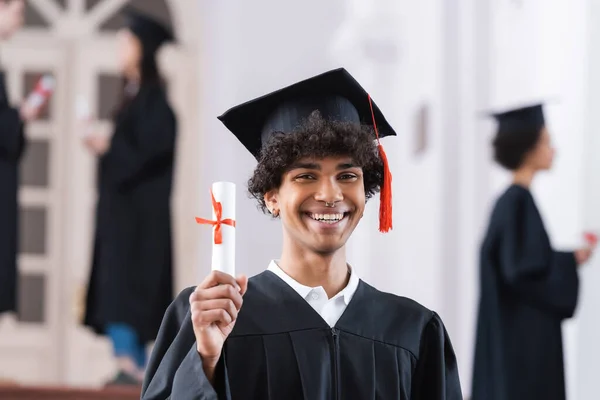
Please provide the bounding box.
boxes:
[0,71,26,314]
[471,184,578,400]
[141,270,462,399]
[84,83,176,343]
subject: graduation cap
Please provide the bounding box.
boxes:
[489,103,546,135]
[218,68,396,232]
[123,7,175,54]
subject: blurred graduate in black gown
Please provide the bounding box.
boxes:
[471,103,596,400]
[82,8,177,385]
[0,0,42,316]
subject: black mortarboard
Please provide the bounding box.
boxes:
[123,7,174,54]
[217,68,397,160]
[218,68,396,233]
[490,103,546,135]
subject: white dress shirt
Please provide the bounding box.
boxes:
[267,260,360,327]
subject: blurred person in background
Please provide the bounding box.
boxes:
[471,103,596,400]
[82,7,177,386]
[0,0,41,318]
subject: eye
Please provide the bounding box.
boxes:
[339,173,358,181]
[294,174,316,181]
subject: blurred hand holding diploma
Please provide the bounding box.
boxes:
[584,231,598,247]
[575,231,598,266]
[76,96,110,155]
[20,74,55,122]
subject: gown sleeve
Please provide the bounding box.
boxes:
[141,287,231,400]
[102,88,176,190]
[0,106,25,161]
[498,195,579,318]
[411,313,463,400]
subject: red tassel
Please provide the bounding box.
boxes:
[377,143,393,232]
[368,94,393,233]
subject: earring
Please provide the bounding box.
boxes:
[270,208,280,217]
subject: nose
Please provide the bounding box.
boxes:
[314,177,344,204]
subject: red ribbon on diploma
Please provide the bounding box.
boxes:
[584,231,598,246]
[35,78,53,97]
[195,189,236,245]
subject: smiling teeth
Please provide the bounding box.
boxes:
[310,213,344,223]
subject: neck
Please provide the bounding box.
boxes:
[279,237,349,298]
[512,167,536,188]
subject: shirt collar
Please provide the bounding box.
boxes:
[267,260,359,305]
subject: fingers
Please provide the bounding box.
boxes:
[19,106,32,122]
[190,291,239,328]
[193,298,238,321]
[236,275,249,296]
[193,284,243,308]
[189,271,250,331]
[191,308,233,328]
[198,270,241,291]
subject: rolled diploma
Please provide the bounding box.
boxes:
[26,74,55,109]
[75,96,94,137]
[211,182,236,277]
[75,95,91,121]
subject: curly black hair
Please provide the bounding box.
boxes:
[492,127,542,170]
[247,111,384,214]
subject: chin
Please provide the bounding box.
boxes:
[310,243,346,256]
[305,235,349,255]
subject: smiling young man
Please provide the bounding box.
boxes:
[141,68,462,399]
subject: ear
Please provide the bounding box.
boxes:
[264,189,279,214]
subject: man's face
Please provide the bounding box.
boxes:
[265,156,366,255]
[0,0,24,40]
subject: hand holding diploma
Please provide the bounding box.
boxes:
[19,102,40,122]
[189,271,248,382]
[75,95,92,133]
[76,96,110,155]
[575,231,598,266]
[83,135,110,155]
[193,182,246,382]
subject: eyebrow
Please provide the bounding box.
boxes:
[288,161,359,171]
